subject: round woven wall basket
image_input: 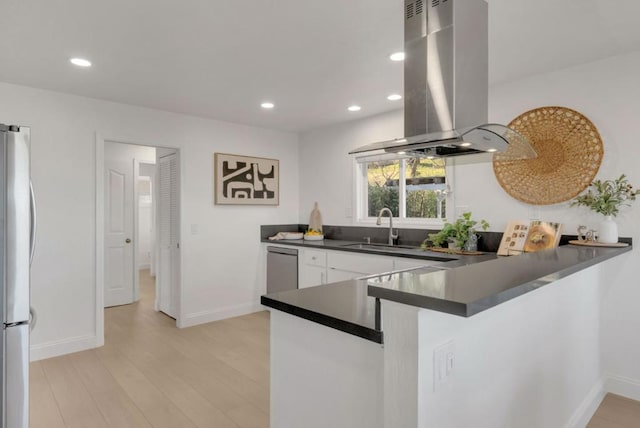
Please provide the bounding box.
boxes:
[493,106,603,205]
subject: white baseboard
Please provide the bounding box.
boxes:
[180,301,263,328]
[565,378,606,428]
[564,374,640,428]
[30,334,98,362]
[605,374,640,401]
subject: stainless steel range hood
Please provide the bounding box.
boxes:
[350,0,535,160]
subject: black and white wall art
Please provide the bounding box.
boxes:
[214,153,279,205]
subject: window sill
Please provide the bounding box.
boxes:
[355,218,446,229]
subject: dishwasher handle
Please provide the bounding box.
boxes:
[267,246,298,256]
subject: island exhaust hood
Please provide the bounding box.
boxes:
[350,0,535,159]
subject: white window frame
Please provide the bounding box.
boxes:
[353,154,455,227]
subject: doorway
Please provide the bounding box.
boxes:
[96,137,181,346]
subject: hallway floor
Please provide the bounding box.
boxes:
[30,269,269,428]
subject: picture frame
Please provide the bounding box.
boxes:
[214,153,279,205]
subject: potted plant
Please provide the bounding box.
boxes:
[424,212,489,252]
[570,174,640,244]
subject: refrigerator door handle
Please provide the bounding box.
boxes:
[29,306,37,332]
[29,180,37,266]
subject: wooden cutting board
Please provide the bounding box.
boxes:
[568,240,629,248]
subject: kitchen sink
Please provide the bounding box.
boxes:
[339,242,459,262]
[339,243,420,252]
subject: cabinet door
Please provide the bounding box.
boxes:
[299,265,326,289]
[327,251,394,275]
[326,267,367,283]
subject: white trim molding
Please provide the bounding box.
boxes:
[30,334,98,362]
[605,374,640,401]
[565,378,606,428]
[95,133,105,347]
[180,302,263,328]
[95,133,185,343]
[563,374,640,428]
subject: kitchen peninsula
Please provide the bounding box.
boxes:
[261,229,632,428]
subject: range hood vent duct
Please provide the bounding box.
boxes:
[350,0,536,160]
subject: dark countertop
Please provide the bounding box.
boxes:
[261,279,382,343]
[367,244,632,316]
[261,237,496,264]
[260,239,632,343]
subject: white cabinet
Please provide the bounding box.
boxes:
[392,257,441,271]
[326,251,394,282]
[293,246,441,289]
[299,249,327,289]
[300,264,326,288]
[326,268,364,283]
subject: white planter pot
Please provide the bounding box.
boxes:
[599,215,618,244]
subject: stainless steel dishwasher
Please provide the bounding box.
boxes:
[267,246,299,293]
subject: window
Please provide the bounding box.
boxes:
[356,155,449,223]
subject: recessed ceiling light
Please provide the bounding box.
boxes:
[459,142,472,147]
[397,151,406,155]
[387,94,402,101]
[348,105,361,112]
[389,52,405,61]
[395,138,407,143]
[487,148,497,153]
[70,57,92,67]
[427,156,435,160]
[261,102,275,109]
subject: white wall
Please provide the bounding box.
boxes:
[299,109,403,224]
[299,51,640,398]
[0,81,299,360]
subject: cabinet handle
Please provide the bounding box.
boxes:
[312,256,316,260]
[321,272,325,284]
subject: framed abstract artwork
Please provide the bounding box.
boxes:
[214,153,279,205]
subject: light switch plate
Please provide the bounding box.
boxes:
[433,340,455,392]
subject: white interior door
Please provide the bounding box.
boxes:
[104,157,135,307]
[157,152,179,318]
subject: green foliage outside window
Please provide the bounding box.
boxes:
[365,157,445,219]
[406,190,444,218]
[367,185,399,217]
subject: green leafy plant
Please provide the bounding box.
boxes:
[423,212,489,250]
[570,174,640,217]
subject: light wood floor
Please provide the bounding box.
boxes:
[30,269,270,428]
[588,394,640,427]
[29,270,640,427]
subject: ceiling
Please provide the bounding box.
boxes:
[1,0,639,133]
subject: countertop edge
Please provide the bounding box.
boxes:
[260,296,383,344]
[368,244,633,316]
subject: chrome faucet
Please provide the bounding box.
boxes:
[376,207,398,246]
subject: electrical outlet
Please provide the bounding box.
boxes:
[433,340,455,392]
[345,207,352,218]
[191,224,199,235]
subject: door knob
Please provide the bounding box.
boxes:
[125,238,132,243]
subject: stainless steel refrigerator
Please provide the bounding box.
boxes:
[1,124,35,428]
